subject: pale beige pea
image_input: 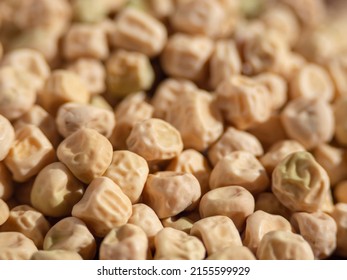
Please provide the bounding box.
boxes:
[313,144,347,186]
[154,227,205,260]
[0,232,37,260]
[199,186,254,232]
[106,50,154,97]
[190,215,242,256]
[13,105,60,148]
[99,224,148,260]
[330,203,347,257]
[30,162,84,217]
[0,66,37,121]
[103,151,149,204]
[57,128,113,184]
[165,89,223,152]
[66,58,106,96]
[111,92,153,150]
[291,212,337,259]
[4,124,56,182]
[111,8,167,57]
[142,171,201,218]
[260,140,305,174]
[281,97,334,149]
[208,127,264,167]
[0,205,50,249]
[1,48,50,92]
[39,70,90,116]
[256,230,314,260]
[166,149,211,195]
[43,217,96,260]
[31,250,82,260]
[72,177,132,237]
[161,33,214,83]
[254,192,291,220]
[151,78,197,120]
[0,163,13,201]
[63,23,109,61]
[128,203,163,248]
[272,151,330,213]
[242,210,292,254]
[0,114,15,161]
[0,199,9,226]
[209,151,269,194]
[56,102,115,139]
[127,118,183,162]
[215,75,272,130]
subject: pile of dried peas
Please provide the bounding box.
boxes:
[0,0,347,260]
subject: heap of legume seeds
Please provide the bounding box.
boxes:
[0,0,347,260]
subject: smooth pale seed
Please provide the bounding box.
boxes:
[289,63,334,102]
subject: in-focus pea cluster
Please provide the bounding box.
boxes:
[0,0,347,260]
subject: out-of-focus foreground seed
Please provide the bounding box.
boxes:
[256,230,314,260]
